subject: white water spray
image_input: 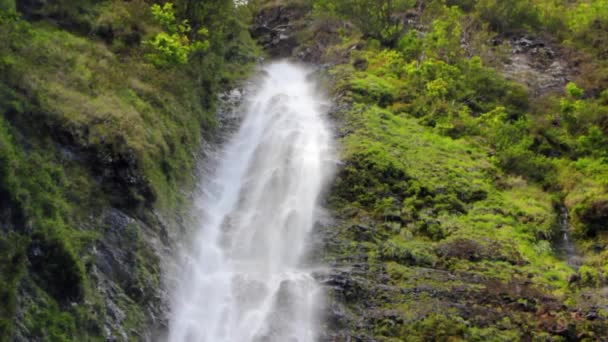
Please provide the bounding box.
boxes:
[168,61,334,342]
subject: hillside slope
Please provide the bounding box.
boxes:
[250,0,608,340]
[0,1,257,340]
[1,0,608,340]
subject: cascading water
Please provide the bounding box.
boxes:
[555,206,582,268]
[168,61,334,342]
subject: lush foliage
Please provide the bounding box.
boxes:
[313,0,415,44]
[145,2,210,67]
[0,0,258,339]
[300,0,608,339]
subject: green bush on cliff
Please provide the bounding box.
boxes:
[577,126,608,159]
[0,114,93,338]
[145,2,210,67]
[423,5,463,63]
[294,0,608,337]
[313,0,415,44]
[474,0,541,33]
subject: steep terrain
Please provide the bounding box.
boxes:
[0,1,257,340]
[1,0,608,340]
[250,0,608,340]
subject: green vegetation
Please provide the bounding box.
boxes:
[0,0,259,339]
[288,0,608,338]
[145,2,210,67]
[2,0,608,339]
[313,0,416,44]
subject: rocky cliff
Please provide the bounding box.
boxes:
[250,1,608,340]
[0,1,257,339]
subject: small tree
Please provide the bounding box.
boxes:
[423,6,463,63]
[314,0,415,45]
[145,2,209,68]
[474,0,541,33]
[577,126,608,159]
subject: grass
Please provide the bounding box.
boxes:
[3,20,211,210]
[284,0,608,338]
[0,2,260,338]
[323,43,605,338]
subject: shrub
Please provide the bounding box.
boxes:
[496,142,555,183]
[566,0,608,55]
[423,6,463,63]
[571,194,608,237]
[0,233,27,338]
[28,231,85,303]
[145,2,209,67]
[397,30,423,61]
[576,126,608,159]
[406,314,467,340]
[566,82,585,99]
[474,0,541,33]
[579,265,600,287]
[380,239,438,267]
[349,73,398,106]
[313,0,415,44]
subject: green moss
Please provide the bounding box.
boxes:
[0,1,259,338]
[325,46,582,338]
[1,6,259,212]
[403,313,467,341]
[307,0,608,338]
[23,301,78,341]
[0,233,27,339]
[380,237,437,267]
[349,73,398,107]
[579,265,600,287]
[0,112,101,337]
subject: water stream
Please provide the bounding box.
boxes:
[168,61,334,342]
[555,206,582,269]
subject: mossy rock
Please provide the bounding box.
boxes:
[572,196,608,237]
[27,232,85,303]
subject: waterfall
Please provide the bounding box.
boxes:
[168,61,334,342]
[556,206,582,269]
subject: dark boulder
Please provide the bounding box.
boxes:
[250,4,308,57]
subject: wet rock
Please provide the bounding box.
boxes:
[27,233,84,303]
[351,224,374,242]
[353,58,368,71]
[568,273,581,284]
[321,268,368,303]
[585,310,600,321]
[318,266,394,340]
[577,198,608,237]
[250,4,307,57]
[90,208,166,339]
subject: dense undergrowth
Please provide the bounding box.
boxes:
[0,0,258,339]
[258,0,608,339]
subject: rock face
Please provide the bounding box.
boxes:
[249,2,608,340]
[250,4,307,57]
[0,0,254,338]
[94,209,165,339]
[502,35,571,96]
